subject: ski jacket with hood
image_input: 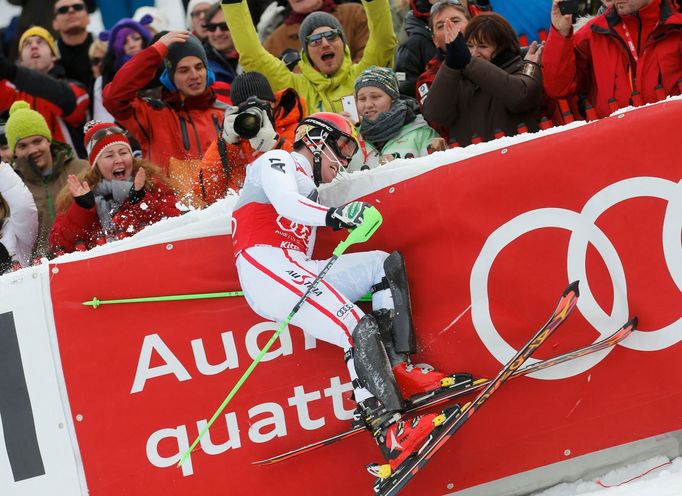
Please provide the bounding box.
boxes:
[542,0,682,119]
[394,11,438,98]
[194,87,305,205]
[221,0,397,115]
[12,140,89,260]
[348,114,438,171]
[0,163,38,268]
[102,41,230,173]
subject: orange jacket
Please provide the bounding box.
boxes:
[194,87,305,205]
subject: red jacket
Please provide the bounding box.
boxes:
[194,87,305,205]
[0,65,89,150]
[543,0,682,119]
[102,42,229,172]
[49,180,181,254]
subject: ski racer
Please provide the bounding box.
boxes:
[231,111,471,472]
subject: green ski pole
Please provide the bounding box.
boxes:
[178,206,382,467]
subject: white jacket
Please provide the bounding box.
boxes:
[0,163,38,267]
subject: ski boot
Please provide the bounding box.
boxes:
[360,397,462,476]
[392,361,473,400]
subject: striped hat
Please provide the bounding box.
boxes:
[354,66,400,101]
[83,121,132,168]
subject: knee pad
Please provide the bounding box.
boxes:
[351,314,404,412]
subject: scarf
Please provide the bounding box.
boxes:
[285,0,336,25]
[360,99,418,148]
[94,179,133,234]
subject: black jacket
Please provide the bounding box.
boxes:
[394,11,438,98]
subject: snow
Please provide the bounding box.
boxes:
[532,456,682,496]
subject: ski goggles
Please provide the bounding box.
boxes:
[329,134,359,163]
[305,29,342,48]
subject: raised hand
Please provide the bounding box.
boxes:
[133,167,146,191]
[551,0,573,37]
[66,174,90,198]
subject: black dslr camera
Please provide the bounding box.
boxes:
[233,97,274,139]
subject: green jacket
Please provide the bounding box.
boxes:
[222,0,397,114]
[13,140,89,259]
[349,115,439,171]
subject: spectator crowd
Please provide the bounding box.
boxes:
[0,0,680,273]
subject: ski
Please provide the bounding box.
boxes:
[254,283,616,467]
[372,281,580,496]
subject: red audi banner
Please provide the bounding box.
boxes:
[49,99,682,495]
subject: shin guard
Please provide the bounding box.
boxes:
[352,314,404,412]
[383,251,416,354]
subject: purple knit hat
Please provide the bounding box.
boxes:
[100,15,153,65]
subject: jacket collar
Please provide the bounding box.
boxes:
[14,140,74,183]
[162,87,217,110]
[299,45,353,92]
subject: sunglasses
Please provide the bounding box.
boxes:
[204,22,229,32]
[305,29,341,47]
[55,3,85,15]
[89,57,102,66]
[190,9,208,18]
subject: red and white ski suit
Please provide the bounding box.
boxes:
[232,149,392,402]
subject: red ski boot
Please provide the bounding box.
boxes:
[392,362,472,400]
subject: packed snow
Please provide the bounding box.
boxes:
[532,456,682,496]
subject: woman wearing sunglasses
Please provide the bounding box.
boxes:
[421,12,544,147]
[220,0,396,115]
[348,66,440,171]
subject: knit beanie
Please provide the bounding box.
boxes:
[99,16,153,61]
[163,34,208,82]
[354,66,400,101]
[133,7,169,34]
[230,72,275,106]
[5,101,51,154]
[298,12,346,59]
[186,0,211,29]
[18,26,60,59]
[83,121,133,168]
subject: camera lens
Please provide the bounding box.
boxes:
[234,111,261,139]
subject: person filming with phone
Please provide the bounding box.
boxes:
[543,0,682,119]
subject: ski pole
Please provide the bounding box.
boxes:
[83,291,373,308]
[178,206,383,468]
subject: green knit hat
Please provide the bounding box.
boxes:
[6,100,51,153]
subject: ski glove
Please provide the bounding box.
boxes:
[445,32,471,70]
[326,201,373,230]
[221,106,241,145]
[248,108,280,153]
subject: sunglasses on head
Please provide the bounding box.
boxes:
[429,0,463,14]
[204,22,229,32]
[305,29,341,47]
[55,3,85,15]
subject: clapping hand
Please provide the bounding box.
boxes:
[67,174,90,198]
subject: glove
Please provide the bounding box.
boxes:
[326,201,373,230]
[221,106,240,145]
[0,54,17,81]
[445,32,471,70]
[74,191,95,209]
[0,241,11,274]
[249,108,279,153]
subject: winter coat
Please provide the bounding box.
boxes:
[103,41,230,205]
[49,177,181,254]
[348,114,439,171]
[57,33,95,90]
[221,0,397,115]
[394,11,438,98]
[263,3,369,62]
[203,39,239,84]
[421,54,543,146]
[542,0,682,119]
[13,140,89,260]
[0,163,38,267]
[194,87,305,204]
[0,64,90,156]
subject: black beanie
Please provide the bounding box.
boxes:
[163,34,208,80]
[298,12,346,60]
[230,72,275,106]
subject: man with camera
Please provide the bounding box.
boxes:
[194,71,305,204]
[543,0,682,119]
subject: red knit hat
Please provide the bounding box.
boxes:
[83,120,133,168]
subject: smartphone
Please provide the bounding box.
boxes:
[559,0,579,15]
[341,95,359,123]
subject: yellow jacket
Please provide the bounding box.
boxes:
[222,0,396,115]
